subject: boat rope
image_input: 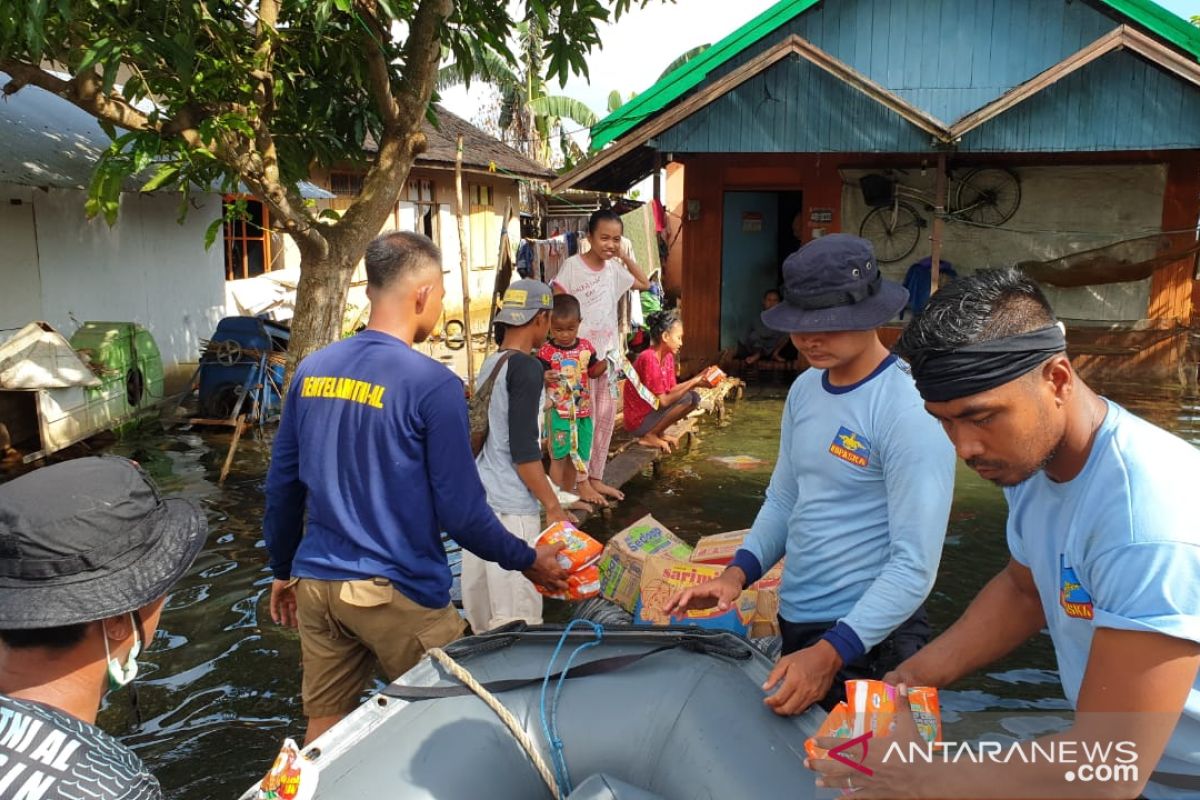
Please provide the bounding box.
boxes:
[425,646,561,798]
[539,620,605,799]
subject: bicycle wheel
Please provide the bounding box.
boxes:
[859,203,923,263]
[953,168,1021,226]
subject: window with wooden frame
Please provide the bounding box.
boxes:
[468,183,497,270]
[223,196,272,281]
[328,171,365,212]
[407,178,440,248]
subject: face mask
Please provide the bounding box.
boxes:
[103,612,142,690]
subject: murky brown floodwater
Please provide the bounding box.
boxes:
[20,380,1199,798]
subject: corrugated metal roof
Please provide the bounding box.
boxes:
[0,72,331,200]
[590,0,1200,151]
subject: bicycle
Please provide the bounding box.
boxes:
[858,167,1022,263]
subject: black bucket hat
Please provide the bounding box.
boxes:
[0,456,207,629]
[762,234,909,333]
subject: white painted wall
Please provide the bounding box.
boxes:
[840,164,1168,321]
[0,185,42,335]
[0,182,226,381]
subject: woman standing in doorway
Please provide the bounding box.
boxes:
[552,210,650,505]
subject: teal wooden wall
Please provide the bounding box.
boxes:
[655,0,1200,154]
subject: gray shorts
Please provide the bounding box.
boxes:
[632,391,701,437]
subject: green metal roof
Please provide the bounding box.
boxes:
[588,0,1200,152]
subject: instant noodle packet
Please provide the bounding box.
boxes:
[804,680,942,759]
[537,521,603,573]
[537,563,602,601]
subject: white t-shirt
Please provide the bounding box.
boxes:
[553,255,636,359]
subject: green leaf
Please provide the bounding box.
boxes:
[203,217,223,250]
[659,43,710,80]
[530,95,597,129]
[333,0,352,11]
[140,163,179,192]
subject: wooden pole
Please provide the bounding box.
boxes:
[930,153,947,295]
[455,135,476,388]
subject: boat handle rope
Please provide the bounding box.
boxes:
[539,620,604,799]
[424,646,562,799]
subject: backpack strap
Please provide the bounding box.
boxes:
[476,350,517,398]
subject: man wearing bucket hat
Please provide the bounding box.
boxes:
[264,234,567,745]
[0,456,208,800]
[666,234,955,715]
[463,279,572,635]
[807,268,1200,799]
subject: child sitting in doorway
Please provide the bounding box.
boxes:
[623,309,710,454]
[537,295,608,508]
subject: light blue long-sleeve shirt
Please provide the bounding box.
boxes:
[731,356,955,657]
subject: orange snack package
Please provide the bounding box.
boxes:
[701,366,726,388]
[804,701,852,759]
[537,521,603,573]
[537,564,601,601]
[804,680,942,759]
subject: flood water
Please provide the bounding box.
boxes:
[34,380,1200,798]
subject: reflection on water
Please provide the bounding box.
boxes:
[33,381,1200,798]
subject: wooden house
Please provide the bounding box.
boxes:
[249,106,555,331]
[555,0,1200,384]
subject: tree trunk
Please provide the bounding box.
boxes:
[283,244,358,389]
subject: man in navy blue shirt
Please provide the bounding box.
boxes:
[264,231,566,744]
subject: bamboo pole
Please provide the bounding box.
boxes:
[930,153,947,295]
[455,135,476,387]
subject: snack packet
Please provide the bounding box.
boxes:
[701,366,726,388]
[537,563,601,601]
[537,521,603,572]
[804,680,942,759]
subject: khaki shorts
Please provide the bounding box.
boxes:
[294,577,465,718]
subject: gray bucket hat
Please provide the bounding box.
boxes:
[0,456,208,629]
[762,234,909,333]
[494,279,554,326]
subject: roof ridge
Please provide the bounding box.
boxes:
[588,0,1200,152]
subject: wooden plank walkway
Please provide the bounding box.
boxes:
[573,376,746,526]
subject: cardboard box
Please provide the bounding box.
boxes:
[750,560,784,638]
[633,555,757,636]
[596,515,693,613]
[689,529,749,565]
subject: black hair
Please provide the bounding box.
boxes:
[647,309,682,344]
[0,623,89,650]
[551,294,582,321]
[587,209,623,235]
[895,267,1059,362]
[364,231,442,290]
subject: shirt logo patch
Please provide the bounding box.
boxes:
[829,426,872,468]
[1059,555,1094,620]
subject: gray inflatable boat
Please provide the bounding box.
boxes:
[265,623,822,799]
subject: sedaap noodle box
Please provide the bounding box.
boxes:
[633,555,757,636]
[596,515,693,612]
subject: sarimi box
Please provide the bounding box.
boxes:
[633,555,757,636]
[597,515,693,613]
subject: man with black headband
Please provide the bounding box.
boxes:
[0,457,208,799]
[666,234,955,716]
[807,268,1200,799]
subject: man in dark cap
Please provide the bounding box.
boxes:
[0,456,208,800]
[666,234,955,716]
[809,267,1200,799]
